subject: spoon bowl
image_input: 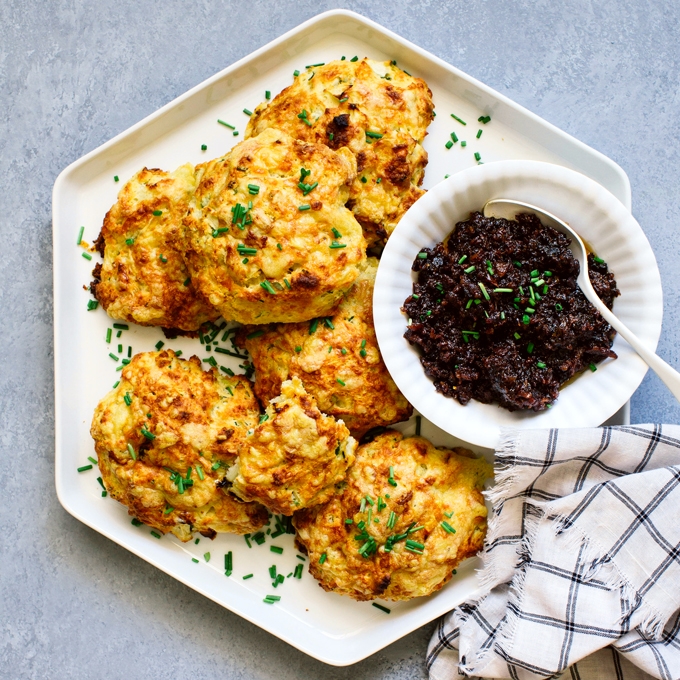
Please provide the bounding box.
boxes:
[483,198,680,402]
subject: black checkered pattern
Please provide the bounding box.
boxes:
[426,425,680,680]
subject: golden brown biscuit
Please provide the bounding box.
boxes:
[227,378,356,515]
[91,164,219,331]
[246,58,434,247]
[91,350,267,541]
[182,128,366,325]
[237,257,412,438]
[293,430,492,601]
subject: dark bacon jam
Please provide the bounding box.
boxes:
[402,211,620,411]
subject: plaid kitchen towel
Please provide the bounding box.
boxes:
[427,425,680,680]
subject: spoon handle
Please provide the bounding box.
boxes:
[596,305,680,402]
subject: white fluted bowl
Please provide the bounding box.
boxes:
[374,160,662,449]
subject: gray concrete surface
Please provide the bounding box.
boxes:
[2,0,680,678]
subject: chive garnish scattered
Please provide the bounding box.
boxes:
[474,152,481,161]
[478,282,490,300]
[260,280,277,295]
[451,114,467,125]
[464,265,475,273]
[476,129,482,139]
[336,378,346,386]
[417,252,428,259]
[537,361,547,369]
[309,318,319,334]
[441,521,456,534]
[81,252,92,261]
[114,175,119,182]
[150,531,161,539]
[372,603,391,614]
[366,130,384,139]
[218,119,235,129]
[77,465,93,472]
[243,573,253,580]
[445,140,453,149]
[243,108,252,116]
[298,204,311,211]
[265,90,271,99]
[589,363,597,372]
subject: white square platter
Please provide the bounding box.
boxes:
[52,9,632,666]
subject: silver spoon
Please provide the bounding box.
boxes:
[483,198,680,401]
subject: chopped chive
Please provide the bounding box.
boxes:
[260,280,277,295]
[319,552,327,564]
[243,573,253,580]
[81,252,92,261]
[445,140,453,149]
[155,341,164,350]
[523,315,531,325]
[298,204,310,211]
[388,466,397,487]
[77,465,93,472]
[451,131,459,143]
[203,552,210,562]
[366,130,384,138]
[461,140,467,147]
[474,152,481,161]
[265,90,271,99]
[270,545,283,554]
[372,602,391,614]
[493,288,513,293]
[196,464,204,481]
[150,531,161,539]
[336,378,346,386]
[108,353,119,361]
[332,227,343,239]
[478,115,491,124]
[441,521,456,534]
[593,255,605,264]
[417,252,428,259]
[243,108,252,116]
[537,361,547,369]
[201,144,207,151]
[140,427,155,440]
[478,282,490,300]
[451,113,467,125]
[233,131,239,136]
[131,518,143,527]
[527,342,534,353]
[589,362,598,372]
[113,323,128,330]
[114,175,119,182]
[218,119,235,129]
[248,184,260,195]
[164,506,174,515]
[263,595,281,604]
[464,265,475,273]
[466,299,473,309]
[293,69,300,77]
[309,318,319,334]
[329,241,347,249]
[105,328,112,343]
[76,226,85,245]
[555,303,563,311]
[458,254,468,264]
[350,55,358,62]
[476,129,482,139]
[192,557,199,563]
[152,210,162,217]
[86,300,99,311]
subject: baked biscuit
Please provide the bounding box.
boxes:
[182,128,366,325]
[91,350,267,541]
[293,430,491,601]
[227,378,356,515]
[91,164,218,331]
[238,257,412,438]
[246,58,434,247]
